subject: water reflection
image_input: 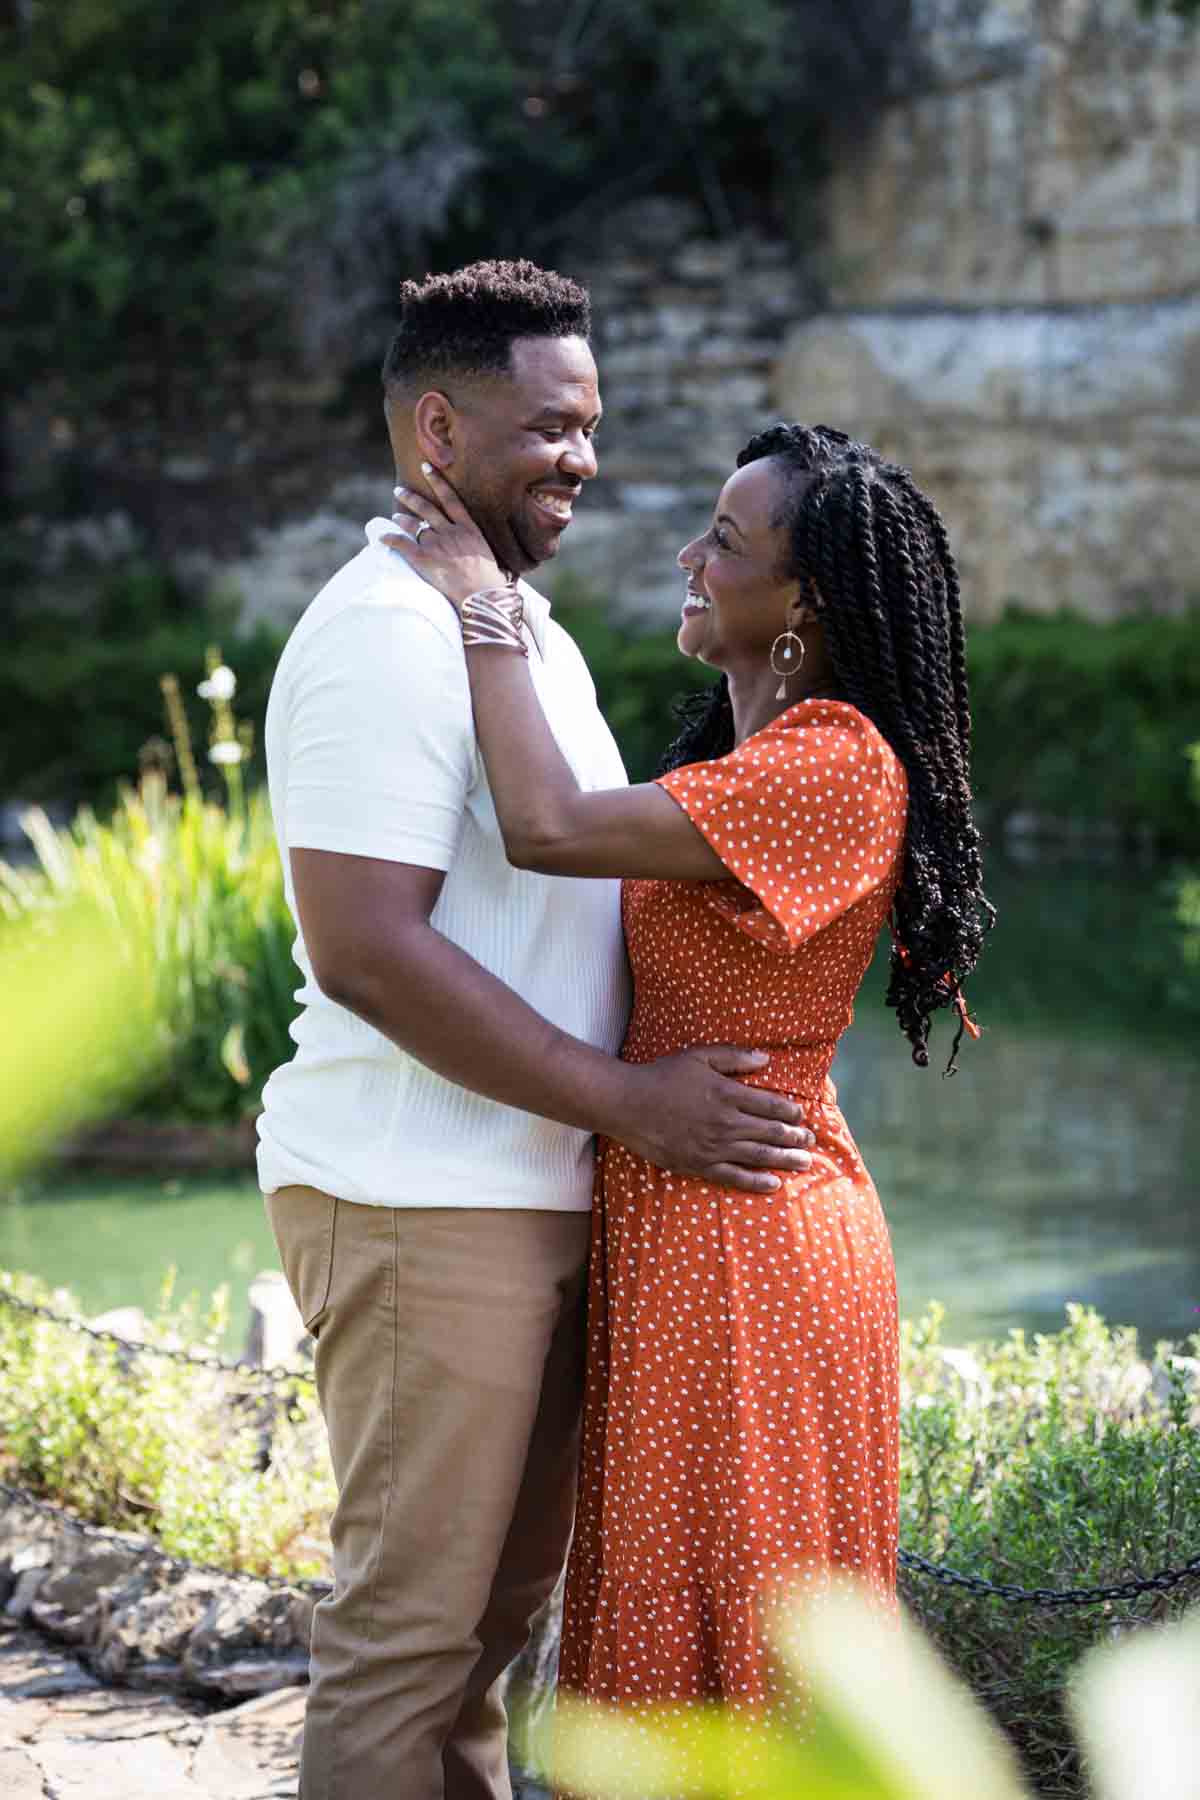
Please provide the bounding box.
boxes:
[836,986,1200,1348]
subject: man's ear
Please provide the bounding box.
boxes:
[413,390,458,470]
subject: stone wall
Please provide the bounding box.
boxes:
[777,0,1200,619]
[824,0,1200,310]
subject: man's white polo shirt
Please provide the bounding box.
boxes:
[256,518,632,1212]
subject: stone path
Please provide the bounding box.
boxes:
[0,1615,302,1798]
[0,1617,552,1798]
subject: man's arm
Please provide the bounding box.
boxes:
[292,848,813,1195]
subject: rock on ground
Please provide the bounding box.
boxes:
[0,1614,301,1798]
[0,1617,551,1798]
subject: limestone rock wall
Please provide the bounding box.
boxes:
[825,0,1200,310]
[775,296,1200,619]
[778,0,1200,619]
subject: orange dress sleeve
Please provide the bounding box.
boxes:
[656,701,907,953]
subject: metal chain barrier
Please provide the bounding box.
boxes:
[4,1286,1199,1611]
[0,1287,310,1389]
[0,1480,330,1595]
[898,1545,1200,1607]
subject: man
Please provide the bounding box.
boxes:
[258,259,811,1800]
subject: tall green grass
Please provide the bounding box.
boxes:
[0,776,297,1123]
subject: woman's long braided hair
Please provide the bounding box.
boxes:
[659,423,994,1072]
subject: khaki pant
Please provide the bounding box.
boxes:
[267,1187,589,1800]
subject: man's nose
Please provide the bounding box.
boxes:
[560,434,598,480]
[678,538,701,571]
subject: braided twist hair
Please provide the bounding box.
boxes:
[659,423,994,1072]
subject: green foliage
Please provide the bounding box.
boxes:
[0,1267,333,1579]
[0,0,511,413]
[0,0,907,421]
[957,852,1200,1050]
[899,1302,1200,1795]
[0,560,286,810]
[966,606,1200,853]
[1175,742,1200,977]
[0,774,298,1123]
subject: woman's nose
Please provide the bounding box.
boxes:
[678,538,701,571]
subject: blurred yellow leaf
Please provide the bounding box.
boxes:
[0,898,158,1175]
[220,1020,250,1086]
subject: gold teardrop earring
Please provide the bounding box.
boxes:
[769,629,805,701]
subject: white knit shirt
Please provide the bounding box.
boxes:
[256,518,631,1211]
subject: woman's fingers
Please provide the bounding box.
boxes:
[392,485,446,527]
[419,461,476,526]
[381,508,423,553]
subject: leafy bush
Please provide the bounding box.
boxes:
[0,1267,332,1580]
[966,607,1200,854]
[1176,742,1200,970]
[0,1,918,427]
[1,559,286,812]
[0,775,297,1124]
[900,1303,1200,1797]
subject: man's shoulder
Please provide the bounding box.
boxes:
[282,532,462,672]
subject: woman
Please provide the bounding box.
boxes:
[388,423,992,1717]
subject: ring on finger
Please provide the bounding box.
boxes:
[414,519,433,543]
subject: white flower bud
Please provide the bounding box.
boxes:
[198,665,237,702]
[208,740,244,766]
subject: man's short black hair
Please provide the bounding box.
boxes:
[381,259,591,396]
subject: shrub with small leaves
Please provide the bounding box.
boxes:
[0,1267,333,1581]
[899,1303,1200,1797]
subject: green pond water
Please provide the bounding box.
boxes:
[2,856,1198,1355]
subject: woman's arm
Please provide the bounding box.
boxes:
[387,472,729,881]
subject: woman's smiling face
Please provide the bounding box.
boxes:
[676,458,803,668]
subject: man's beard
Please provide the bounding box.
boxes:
[456,484,536,578]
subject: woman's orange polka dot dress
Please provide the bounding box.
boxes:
[558,699,908,1715]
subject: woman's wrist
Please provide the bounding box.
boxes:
[461,584,526,656]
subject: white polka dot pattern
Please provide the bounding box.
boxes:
[557,701,908,1765]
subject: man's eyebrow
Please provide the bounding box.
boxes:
[527,405,603,424]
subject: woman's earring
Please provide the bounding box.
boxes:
[769,630,805,700]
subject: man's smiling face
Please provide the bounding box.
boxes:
[444,334,601,576]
